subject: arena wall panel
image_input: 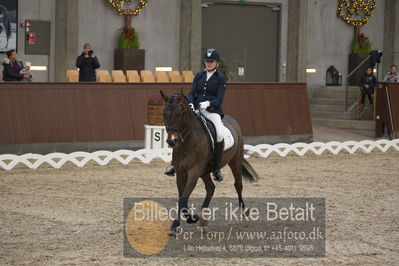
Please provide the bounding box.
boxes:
[0,83,312,144]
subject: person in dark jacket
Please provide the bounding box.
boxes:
[76,43,100,82]
[164,49,227,181]
[359,67,377,106]
[2,49,30,82]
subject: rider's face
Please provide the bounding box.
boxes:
[9,52,17,61]
[204,60,218,71]
[84,45,92,54]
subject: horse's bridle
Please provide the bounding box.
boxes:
[164,102,193,142]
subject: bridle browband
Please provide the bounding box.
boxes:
[164,100,193,142]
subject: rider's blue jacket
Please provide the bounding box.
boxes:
[187,70,226,118]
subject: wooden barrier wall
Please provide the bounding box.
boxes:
[0,83,312,144]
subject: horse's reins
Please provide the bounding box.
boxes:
[164,102,193,142]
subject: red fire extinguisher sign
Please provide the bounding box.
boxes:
[28,32,36,45]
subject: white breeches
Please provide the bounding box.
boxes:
[201,110,224,142]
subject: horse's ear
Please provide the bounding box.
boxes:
[160,90,168,102]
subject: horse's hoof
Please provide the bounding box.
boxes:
[169,229,177,237]
[241,207,250,217]
[186,214,199,224]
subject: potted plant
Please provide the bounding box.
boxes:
[114,26,145,71]
[147,96,164,125]
[348,33,372,85]
[217,57,233,81]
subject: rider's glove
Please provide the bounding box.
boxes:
[189,103,195,111]
[199,101,210,110]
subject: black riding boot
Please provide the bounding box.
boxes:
[213,140,224,181]
[164,165,175,176]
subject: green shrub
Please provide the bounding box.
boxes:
[119,27,140,49]
[352,33,371,54]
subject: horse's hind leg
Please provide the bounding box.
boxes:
[200,173,215,208]
[228,156,245,210]
[199,173,215,226]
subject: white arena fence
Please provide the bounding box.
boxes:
[0,139,398,171]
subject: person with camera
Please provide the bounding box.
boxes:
[76,43,100,82]
[383,65,399,83]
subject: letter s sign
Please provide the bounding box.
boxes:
[154,132,161,142]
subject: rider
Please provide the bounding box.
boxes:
[164,49,227,181]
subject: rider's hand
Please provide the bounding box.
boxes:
[199,101,210,110]
[189,103,195,111]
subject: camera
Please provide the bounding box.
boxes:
[88,50,94,56]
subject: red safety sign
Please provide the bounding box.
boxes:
[28,32,35,45]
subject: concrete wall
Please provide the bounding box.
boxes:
[17,0,56,82]
[54,0,79,82]
[180,0,202,73]
[306,0,385,86]
[394,0,399,66]
[14,0,393,84]
[383,0,399,75]
[78,0,180,72]
[287,0,308,83]
[14,0,180,82]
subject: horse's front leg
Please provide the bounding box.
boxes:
[169,169,187,236]
[170,168,201,236]
[199,173,215,227]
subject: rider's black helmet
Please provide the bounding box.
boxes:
[203,49,220,62]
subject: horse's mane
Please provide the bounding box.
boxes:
[168,93,189,106]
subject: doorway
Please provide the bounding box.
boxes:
[202,2,280,82]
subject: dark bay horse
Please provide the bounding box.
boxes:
[160,90,258,235]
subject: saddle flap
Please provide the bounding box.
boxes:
[197,114,234,152]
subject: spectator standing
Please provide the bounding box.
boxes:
[76,43,100,82]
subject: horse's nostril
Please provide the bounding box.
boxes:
[167,139,176,147]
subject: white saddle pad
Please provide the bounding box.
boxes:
[222,125,234,151]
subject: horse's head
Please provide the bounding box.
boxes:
[160,89,193,147]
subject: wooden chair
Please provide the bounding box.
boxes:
[113,75,127,83]
[141,70,155,83]
[140,70,153,78]
[170,74,183,83]
[169,71,183,83]
[67,70,79,82]
[111,70,124,77]
[111,70,126,83]
[182,70,194,83]
[155,71,170,83]
[170,70,181,77]
[127,70,139,76]
[96,70,112,83]
[142,75,156,83]
[126,70,141,83]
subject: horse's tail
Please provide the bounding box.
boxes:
[242,159,259,182]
